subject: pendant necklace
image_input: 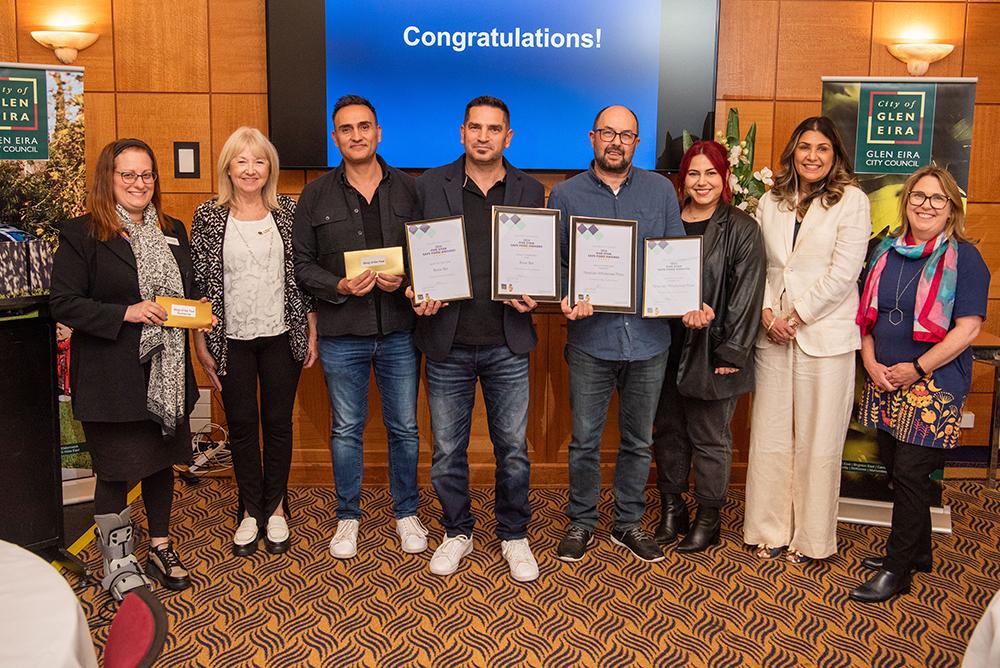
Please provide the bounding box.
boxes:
[888,257,921,326]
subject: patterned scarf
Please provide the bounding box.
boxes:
[856,231,958,342]
[119,204,187,436]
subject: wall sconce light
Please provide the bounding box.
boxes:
[887,43,954,76]
[31,31,99,65]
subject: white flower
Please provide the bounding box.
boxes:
[753,166,774,186]
[728,174,742,194]
[737,201,749,211]
[728,145,742,167]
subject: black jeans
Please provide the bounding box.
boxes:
[652,365,739,509]
[878,429,946,575]
[94,466,175,537]
[220,333,302,527]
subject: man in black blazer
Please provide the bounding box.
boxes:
[406,96,544,582]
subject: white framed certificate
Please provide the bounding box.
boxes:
[404,216,473,304]
[491,206,561,302]
[642,237,702,318]
[568,217,637,314]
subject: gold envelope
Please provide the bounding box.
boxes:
[156,296,213,329]
[343,246,405,279]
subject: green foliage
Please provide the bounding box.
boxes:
[0,72,86,246]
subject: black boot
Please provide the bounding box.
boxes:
[861,555,932,573]
[848,569,912,602]
[654,493,689,545]
[676,505,720,553]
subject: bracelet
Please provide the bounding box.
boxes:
[912,357,927,378]
[787,316,799,329]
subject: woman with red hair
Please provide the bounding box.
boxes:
[651,140,766,553]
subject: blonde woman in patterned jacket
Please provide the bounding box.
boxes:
[191,127,317,557]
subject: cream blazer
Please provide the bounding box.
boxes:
[756,184,870,357]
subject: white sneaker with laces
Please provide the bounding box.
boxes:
[396,515,429,554]
[429,534,473,575]
[501,538,539,582]
[329,519,359,559]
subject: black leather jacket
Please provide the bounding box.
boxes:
[675,202,766,400]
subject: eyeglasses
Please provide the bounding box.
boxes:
[593,128,638,145]
[908,191,950,210]
[116,171,158,184]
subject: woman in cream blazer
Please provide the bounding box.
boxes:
[743,117,870,564]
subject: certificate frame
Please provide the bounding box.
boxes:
[642,236,703,318]
[404,216,473,305]
[490,205,561,302]
[568,216,638,314]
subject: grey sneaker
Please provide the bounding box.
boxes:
[611,527,665,562]
[557,526,595,562]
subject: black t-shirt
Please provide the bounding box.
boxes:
[356,186,384,334]
[454,175,506,345]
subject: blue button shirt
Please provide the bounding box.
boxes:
[549,164,684,361]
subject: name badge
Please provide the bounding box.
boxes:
[164,236,180,246]
[257,227,273,236]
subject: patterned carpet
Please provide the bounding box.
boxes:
[68,479,1000,668]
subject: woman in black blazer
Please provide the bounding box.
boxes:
[50,139,208,601]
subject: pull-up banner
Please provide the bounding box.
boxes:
[822,76,977,526]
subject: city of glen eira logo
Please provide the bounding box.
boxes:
[855,82,936,175]
[0,77,39,130]
[866,90,925,145]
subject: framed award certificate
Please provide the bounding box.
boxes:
[404,216,473,304]
[567,217,637,314]
[642,237,702,318]
[490,206,561,302]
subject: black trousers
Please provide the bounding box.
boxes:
[878,429,946,575]
[220,333,302,527]
[652,361,739,509]
[94,466,175,538]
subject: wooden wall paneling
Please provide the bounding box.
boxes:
[965,3,1000,104]
[209,93,268,191]
[277,170,305,195]
[959,392,992,446]
[771,100,823,168]
[714,99,775,173]
[116,93,213,193]
[15,0,114,91]
[305,169,329,185]
[775,1,873,101]
[965,203,1000,297]
[717,0,780,99]
[968,104,1000,203]
[82,91,116,191]
[113,0,208,93]
[983,298,1000,339]
[290,364,333,485]
[528,312,550,462]
[870,2,967,78]
[160,193,211,225]
[1,0,19,62]
[207,0,266,93]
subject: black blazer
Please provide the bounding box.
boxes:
[674,203,766,400]
[413,156,545,362]
[49,214,200,423]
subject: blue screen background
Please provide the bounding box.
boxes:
[325,0,662,170]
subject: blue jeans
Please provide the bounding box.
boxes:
[426,344,531,540]
[318,332,420,520]
[565,345,668,532]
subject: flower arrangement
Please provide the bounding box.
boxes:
[683,108,772,216]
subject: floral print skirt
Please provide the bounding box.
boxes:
[859,376,966,449]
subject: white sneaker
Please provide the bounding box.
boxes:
[329,519,359,559]
[396,515,429,554]
[501,538,539,583]
[429,534,473,575]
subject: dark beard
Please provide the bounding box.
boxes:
[595,150,629,174]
